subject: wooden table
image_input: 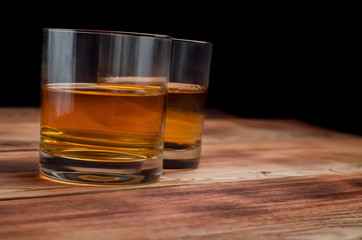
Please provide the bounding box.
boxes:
[0,108,361,240]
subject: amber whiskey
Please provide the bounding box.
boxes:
[40,82,167,185]
[164,83,207,169]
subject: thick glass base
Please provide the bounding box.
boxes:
[163,158,199,170]
[163,147,201,170]
[39,151,162,186]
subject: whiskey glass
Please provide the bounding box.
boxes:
[40,28,171,185]
[164,38,212,169]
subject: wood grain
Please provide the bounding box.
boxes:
[0,108,361,240]
[0,108,39,152]
[0,174,361,240]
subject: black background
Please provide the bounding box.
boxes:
[2,0,361,135]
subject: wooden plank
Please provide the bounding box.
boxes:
[1,108,362,239]
[1,135,361,200]
[1,108,362,200]
[0,173,361,240]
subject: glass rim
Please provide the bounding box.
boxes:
[43,28,171,39]
[172,38,212,45]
